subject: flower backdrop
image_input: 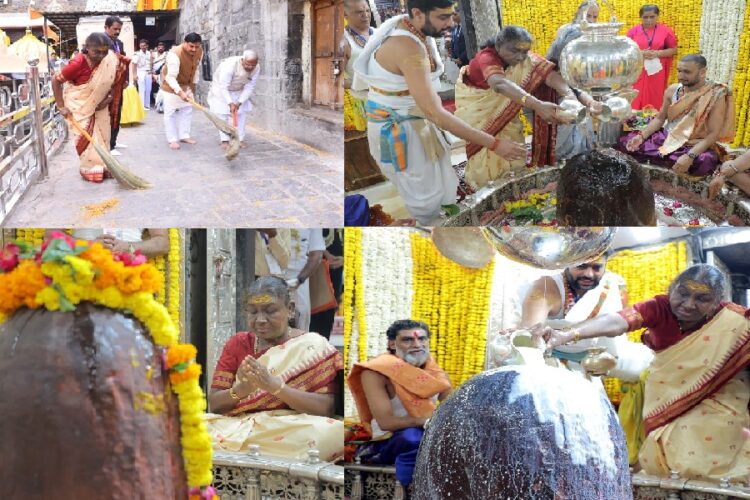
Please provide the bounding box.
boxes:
[499,0,750,146]
[344,229,695,417]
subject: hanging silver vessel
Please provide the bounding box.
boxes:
[560,22,643,97]
[481,227,617,269]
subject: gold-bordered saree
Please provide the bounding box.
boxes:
[639,305,750,480]
[454,51,555,190]
[207,331,344,461]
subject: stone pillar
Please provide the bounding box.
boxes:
[461,0,501,59]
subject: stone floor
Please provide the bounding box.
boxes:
[4,110,343,227]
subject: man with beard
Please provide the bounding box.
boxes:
[619,54,735,177]
[515,254,653,381]
[348,319,452,489]
[353,0,526,225]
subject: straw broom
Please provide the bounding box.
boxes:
[66,117,151,190]
[187,98,240,161]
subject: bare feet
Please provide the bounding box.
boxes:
[239,141,248,149]
[180,138,197,144]
[169,142,180,150]
[220,141,229,151]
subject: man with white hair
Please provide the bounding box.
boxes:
[207,50,260,149]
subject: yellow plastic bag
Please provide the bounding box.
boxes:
[618,369,648,465]
[120,84,145,125]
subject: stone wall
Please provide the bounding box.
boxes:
[179,0,340,153]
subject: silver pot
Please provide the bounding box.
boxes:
[600,95,633,122]
[558,98,588,124]
[481,227,617,269]
[560,22,643,97]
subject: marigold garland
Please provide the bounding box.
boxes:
[410,233,495,385]
[731,3,750,146]
[343,227,362,378]
[0,233,215,498]
[602,241,689,403]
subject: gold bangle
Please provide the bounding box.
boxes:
[572,328,581,343]
[229,386,241,401]
[271,380,286,396]
[520,95,528,105]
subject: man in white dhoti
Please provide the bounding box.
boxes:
[518,255,653,381]
[160,32,203,150]
[353,0,526,225]
[131,39,153,109]
[207,50,260,149]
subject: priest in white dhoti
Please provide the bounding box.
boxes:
[207,50,260,149]
[352,3,522,225]
[160,33,203,150]
[517,256,653,381]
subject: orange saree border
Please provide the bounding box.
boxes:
[228,350,342,416]
[644,316,750,434]
[465,56,555,160]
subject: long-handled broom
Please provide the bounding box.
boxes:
[66,117,151,190]
[187,98,240,161]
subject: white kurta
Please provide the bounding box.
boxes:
[207,56,260,141]
[162,51,201,143]
[284,229,326,333]
[132,50,153,108]
[353,15,458,225]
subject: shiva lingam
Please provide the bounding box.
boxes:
[559,0,643,143]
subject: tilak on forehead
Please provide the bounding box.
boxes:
[401,329,426,339]
[682,280,713,294]
[515,42,532,50]
[250,293,274,305]
[433,6,455,14]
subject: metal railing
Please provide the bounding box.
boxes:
[0,61,67,225]
[212,446,344,500]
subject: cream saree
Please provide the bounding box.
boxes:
[206,332,344,462]
[454,53,553,190]
[639,306,750,481]
[63,52,118,177]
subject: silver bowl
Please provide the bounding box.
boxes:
[558,98,588,124]
[431,227,495,269]
[481,227,617,269]
[601,95,633,122]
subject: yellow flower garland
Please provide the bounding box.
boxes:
[410,233,494,385]
[731,4,750,146]
[343,227,362,376]
[0,235,215,498]
[602,241,689,403]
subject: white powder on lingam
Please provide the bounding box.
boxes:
[503,365,618,476]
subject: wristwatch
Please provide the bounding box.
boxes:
[687,151,698,160]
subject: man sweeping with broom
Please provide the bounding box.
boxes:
[53,33,131,183]
[207,50,260,153]
[160,32,203,150]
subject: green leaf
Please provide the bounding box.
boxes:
[52,283,76,312]
[441,204,460,217]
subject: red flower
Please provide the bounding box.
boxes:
[663,207,674,216]
[689,218,701,226]
[0,243,20,272]
[672,201,682,208]
[113,249,147,267]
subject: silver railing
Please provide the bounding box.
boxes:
[0,61,67,225]
[212,447,344,500]
[342,464,750,499]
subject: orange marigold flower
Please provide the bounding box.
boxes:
[167,344,198,368]
[0,260,47,314]
[169,363,202,385]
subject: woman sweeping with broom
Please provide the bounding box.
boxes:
[53,33,131,183]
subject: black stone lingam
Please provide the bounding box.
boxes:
[412,366,632,500]
[0,304,187,499]
[557,148,656,226]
